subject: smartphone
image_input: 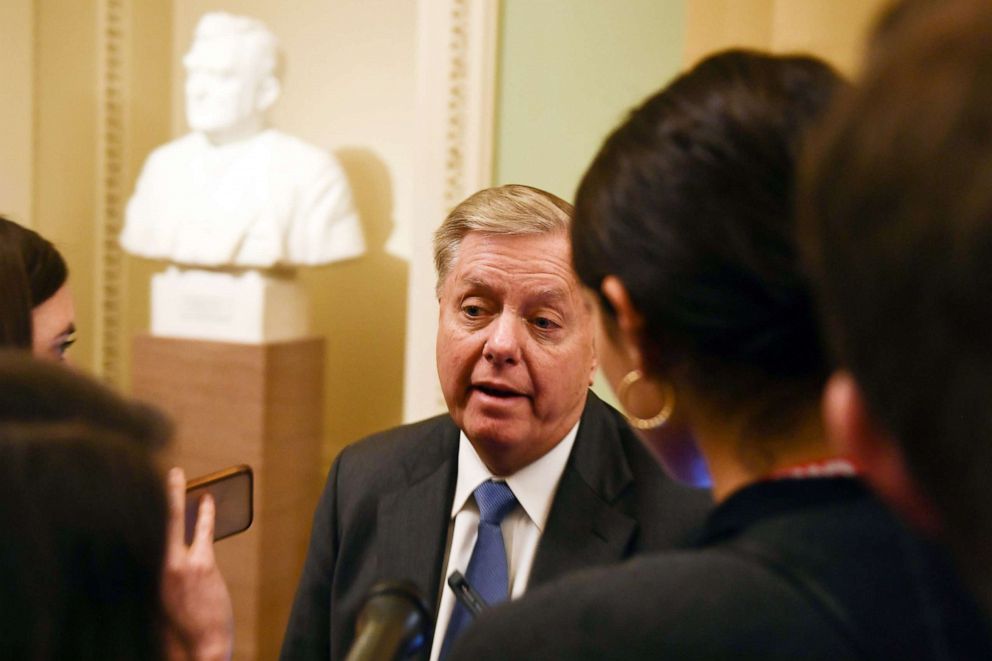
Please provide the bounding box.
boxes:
[184,464,254,545]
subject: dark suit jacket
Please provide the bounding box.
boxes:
[450,478,992,660]
[280,391,711,660]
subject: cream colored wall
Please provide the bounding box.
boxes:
[684,0,890,74]
[153,2,418,466]
[33,0,100,370]
[121,0,175,390]
[0,1,34,225]
[0,1,171,382]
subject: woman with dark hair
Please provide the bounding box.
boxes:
[450,50,991,659]
[0,425,169,659]
[0,216,74,360]
[0,353,234,660]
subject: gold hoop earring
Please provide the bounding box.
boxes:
[617,369,675,430]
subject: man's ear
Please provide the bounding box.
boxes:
[823,371,942,535]
[600,276,646,368]
[256,76,281,113]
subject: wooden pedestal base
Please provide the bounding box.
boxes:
[132,335,324,660]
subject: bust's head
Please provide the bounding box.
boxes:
[183,12,281,144]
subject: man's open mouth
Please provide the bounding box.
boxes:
[474,385,523,398]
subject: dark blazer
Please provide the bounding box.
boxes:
[280,391,711,660]
[450,478,992,660]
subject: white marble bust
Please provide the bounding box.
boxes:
[121,12,365,268]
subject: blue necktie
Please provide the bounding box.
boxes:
[439,479,517,658]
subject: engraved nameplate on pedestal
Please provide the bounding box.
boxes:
[151,267,308,343]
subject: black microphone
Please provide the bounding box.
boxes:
[447,570,489,617]
[345,581,432,661]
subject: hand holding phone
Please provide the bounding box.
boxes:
[184,464,254,545]
[163,467,234,660]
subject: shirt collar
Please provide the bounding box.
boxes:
[450,421,580,532]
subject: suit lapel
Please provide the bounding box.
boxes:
[377,419,459,615]
[529,392,638,587]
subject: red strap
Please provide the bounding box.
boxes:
[767,458,860,480]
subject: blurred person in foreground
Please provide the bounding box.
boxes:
[450,49,992,660]
[801,0,992,620]
[282,184,710,660]
[0,352,233,659]
[0,216,75,361]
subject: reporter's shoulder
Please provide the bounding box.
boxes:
[453,550,851,660]
[265,130,344,175]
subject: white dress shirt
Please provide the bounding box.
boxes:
[428,423,579,660]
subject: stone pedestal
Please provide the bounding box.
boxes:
[132,334,324,660]
[151,268,310,343]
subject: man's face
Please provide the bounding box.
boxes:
[436,230,597,476]
[184,35,266,136]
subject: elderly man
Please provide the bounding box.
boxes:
[121,12,364,268]
[281,185,710,660]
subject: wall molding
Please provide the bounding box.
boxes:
[0,1,34,225]
[95,0,130,385]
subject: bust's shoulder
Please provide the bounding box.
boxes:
[263,130,338,171]
[150,132,203,155]
[141,133,204,169]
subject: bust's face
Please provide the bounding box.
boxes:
[183,34,268,136]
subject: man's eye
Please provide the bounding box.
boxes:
[532,317,559,330]
[463,305,484,317]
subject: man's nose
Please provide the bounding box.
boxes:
[483,313,522,366]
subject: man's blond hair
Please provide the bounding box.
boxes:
[433,184,574,293]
